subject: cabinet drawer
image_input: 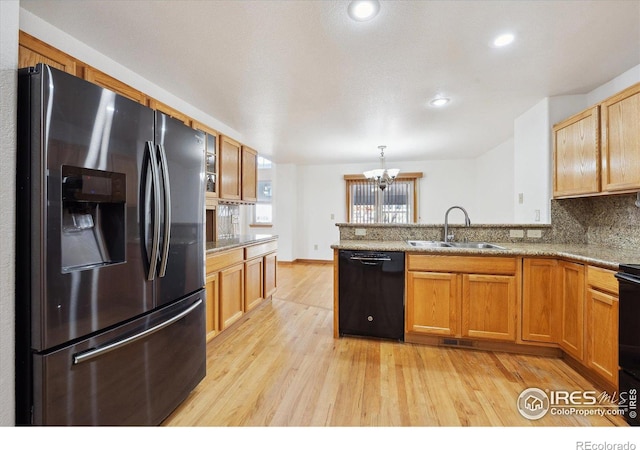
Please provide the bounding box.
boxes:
[206,248,244,274]
[587,266,618,295]
[245,240,278,259]
[407,254,517,275]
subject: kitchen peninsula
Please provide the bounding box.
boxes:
[332,213,639,395]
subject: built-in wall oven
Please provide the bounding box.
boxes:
[616,264,640,426]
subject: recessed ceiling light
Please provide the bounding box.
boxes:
[429,97,450,107]
[492,33,515,48]
[347,0,380,22]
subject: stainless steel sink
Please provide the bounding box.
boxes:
[407,240,452,248]
[407,240,506,250]
[447,242,506,250]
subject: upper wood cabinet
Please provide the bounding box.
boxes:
[148,99,191,126]
[18,31,78,76]
[219,136,242,201]
[553,82,640,199]
[601,83,640,192]
[193,121,219,202]
[242,146,258,203]
[553,106,600,197]
[83,67,148,105]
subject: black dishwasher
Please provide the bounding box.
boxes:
[338,250,405,341]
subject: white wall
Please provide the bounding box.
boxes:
[286,158,480,261]
[513,98,552,224]
[273,164,297,261]
[0,0,18,427]
[474,139,514,224]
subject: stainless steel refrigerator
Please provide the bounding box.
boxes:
[16,64,206,425]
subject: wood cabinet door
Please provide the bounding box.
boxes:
[205,271,219,340]
[83,67,147,104]
[264,252,278,299]
[461,274,516,341]
[219,263,244,330]
[148,99,191,126]
[406,271,459,337]
[553,106,600,197]
[601,83,640,192]
[18,31,77,75]
[559,261,585,360]
[244,257,264,312]
[220,136,242,200]
[586,288,619,386]
[522,258,559,343]
[241,146,258,203]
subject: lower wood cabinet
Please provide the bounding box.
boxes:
[585,266,619,386]
[558,261,585,360]
[521,258,619,389]
[205,271,219,340]
[244,257,264,312]
[522,258,559,343]
[406,271,458,336]
[264,252,278,299]
[219,263,245,330]
[406,255,518,342]
[462,274,516,341]
[205,240,277,340]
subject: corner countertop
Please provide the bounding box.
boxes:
[330,240,638,271]
[206,234,278,254]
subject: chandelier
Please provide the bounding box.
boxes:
[363,145,400,191]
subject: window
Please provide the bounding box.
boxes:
[345,173,421,224]
[253,157,273,225]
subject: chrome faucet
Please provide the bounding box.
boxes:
[444,206,471,242]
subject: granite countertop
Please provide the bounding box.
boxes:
[330,240,638,270]
[206,234,278,254]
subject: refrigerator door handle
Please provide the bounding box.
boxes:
[72,299,203,365]
[146,141,161,281]
[157,144,171,278]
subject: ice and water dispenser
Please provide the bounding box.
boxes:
[61,165,126,272]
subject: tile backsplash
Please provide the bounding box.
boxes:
[217,204,240,239]
[337,193,640,250]
[551,193,640,249]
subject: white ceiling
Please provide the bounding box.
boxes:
[20,0,640,165]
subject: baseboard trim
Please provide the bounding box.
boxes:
[278,259,333,265]
[562,352,617,394]
[404,333,563,357]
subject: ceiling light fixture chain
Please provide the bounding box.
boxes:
[363,145,400,191]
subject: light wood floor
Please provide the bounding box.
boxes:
[163,262,626,427]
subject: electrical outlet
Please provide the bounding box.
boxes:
[527,229,542,238]
[330,213,335,220]
[314,244,318,250]
[534,209,541,222]
[355,228,366,236]
[518,193,524,204]
[509,229,524,238]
